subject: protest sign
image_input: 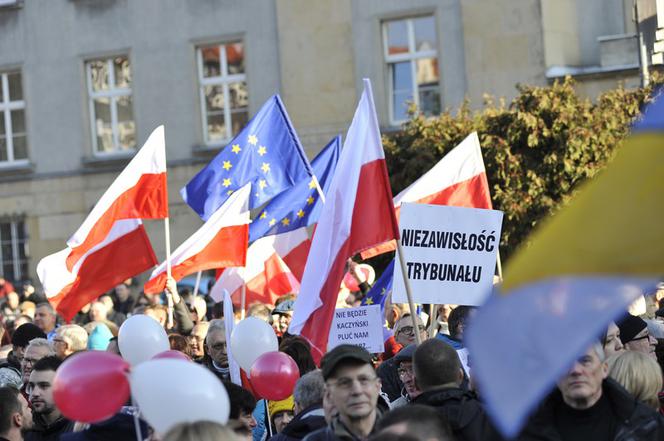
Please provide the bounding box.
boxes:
[328,305,384,353]
[393,203,503,306]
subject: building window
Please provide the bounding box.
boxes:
[383,16,441,125]
[197,42,248,146]
[86,56,136,154]
[0,71,28,164]
[0,219,28,283]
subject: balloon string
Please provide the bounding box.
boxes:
[265,399,273,438]
[131,397,143,441]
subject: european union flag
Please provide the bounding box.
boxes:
[361,259,394,309]
[249,136,341,242]
[181,95,313,220]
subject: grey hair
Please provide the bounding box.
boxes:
[294,369,325,409]
[26,338,55,356]
[35,302,55,314]
[57,325,89,352]
[591,342,606,362]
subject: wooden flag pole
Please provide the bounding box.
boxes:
[395,240,422,345]
[496,249,504,282]
[164,217,174,329]
[193,270,202,297]
[429,304,439,338]
[240,267,246,320]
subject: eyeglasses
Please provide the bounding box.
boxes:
[397,367,413,378]
[328,375,377,390]
[630,333,652,342]
[397,325,426,336]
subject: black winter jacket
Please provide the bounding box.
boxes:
[269,406,327,441]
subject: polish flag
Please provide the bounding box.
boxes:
[361,131,492,259]
[37,220,158,323]
[289,80,399,360]
[144,184,251,295]
[66,126,168,270]
[210,227,305,306]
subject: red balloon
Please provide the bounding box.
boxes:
[152,350,191,361]
[53,351,130,423]
[250,351,300,401]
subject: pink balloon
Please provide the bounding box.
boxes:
[53,351,130,423]
[250,351,300,401]
[152,350,191,361]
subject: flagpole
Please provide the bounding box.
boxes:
[496,250,504,282]
[164,217,174,329]
[429,304,439,338]
[193,270,202,297]
[395,240,422,345]
[240,267,246,320]
[312,175,326,204]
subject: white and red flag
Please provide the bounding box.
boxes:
[37,219,158,322]
[210,228,304,306]
[289,79,399,360]
[144,184,251,295]
[65,126,168,269]
[361,131,492,258]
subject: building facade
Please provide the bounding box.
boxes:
[0,0,650,287]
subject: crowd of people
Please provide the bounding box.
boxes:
[0,273,664,441]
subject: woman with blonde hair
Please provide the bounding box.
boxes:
[163,420,239,441]
[607,350,663,410]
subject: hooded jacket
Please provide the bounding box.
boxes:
[413,386,503,441]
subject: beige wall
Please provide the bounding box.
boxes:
[462,0,547,105]
[275,0,357,154]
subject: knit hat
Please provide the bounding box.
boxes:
[11,323,46,348]
[88,323,113,350]
[617,315,648,344]
[268,395,294,417]
[0,367,21,389]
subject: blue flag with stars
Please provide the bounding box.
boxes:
[181,95,313,220]
[250,136,341,242]
[361,259,394,309]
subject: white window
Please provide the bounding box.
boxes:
[0,71,28,164]
[0,219,28,283]
[383,16,441,125]
[86,56,136,154]
[197,42,248,146]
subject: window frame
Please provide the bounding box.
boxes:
[382,16,440,126]
[0,218,28,283]
[196,41,247,147]
[85,55,135,157]
[0,70,29,167]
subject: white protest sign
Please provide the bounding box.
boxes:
[328,305,384,353]
[393,203,503,306]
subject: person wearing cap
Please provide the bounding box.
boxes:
[376,315,427,402]
[303,345,382,441]
[4,324,46,371]
[618,314,657,360]
[273,295,296,337]
[269,396,295,434]
[389,344,421,408]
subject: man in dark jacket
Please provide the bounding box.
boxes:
[24,356,73,441]
[412,339,502,441]
[271,370,327,441]
[303,345,382,441]
[519,342,664,441]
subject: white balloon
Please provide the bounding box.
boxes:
[230,317,278,372]
[131,359,229,434]
[118,315,169,366]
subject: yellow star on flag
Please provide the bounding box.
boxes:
[380,287,386,296]
[222,161,232,171]
[261,162,271,173]
[257,146,267,156]
[260,211,267,220]
[227,190,234,195]
[296,209,305,218]
[259,179,267,190]
[231,144,241,154]
[365,297,374,305]
[269,218,277,227]
[306,196,315,205]
[281,218,290,226]
[222,178,231,188]
[248,135,258,145]
[308,178,316,189]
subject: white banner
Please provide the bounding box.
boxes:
[393,203,503,306]
[328,305,384,353]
